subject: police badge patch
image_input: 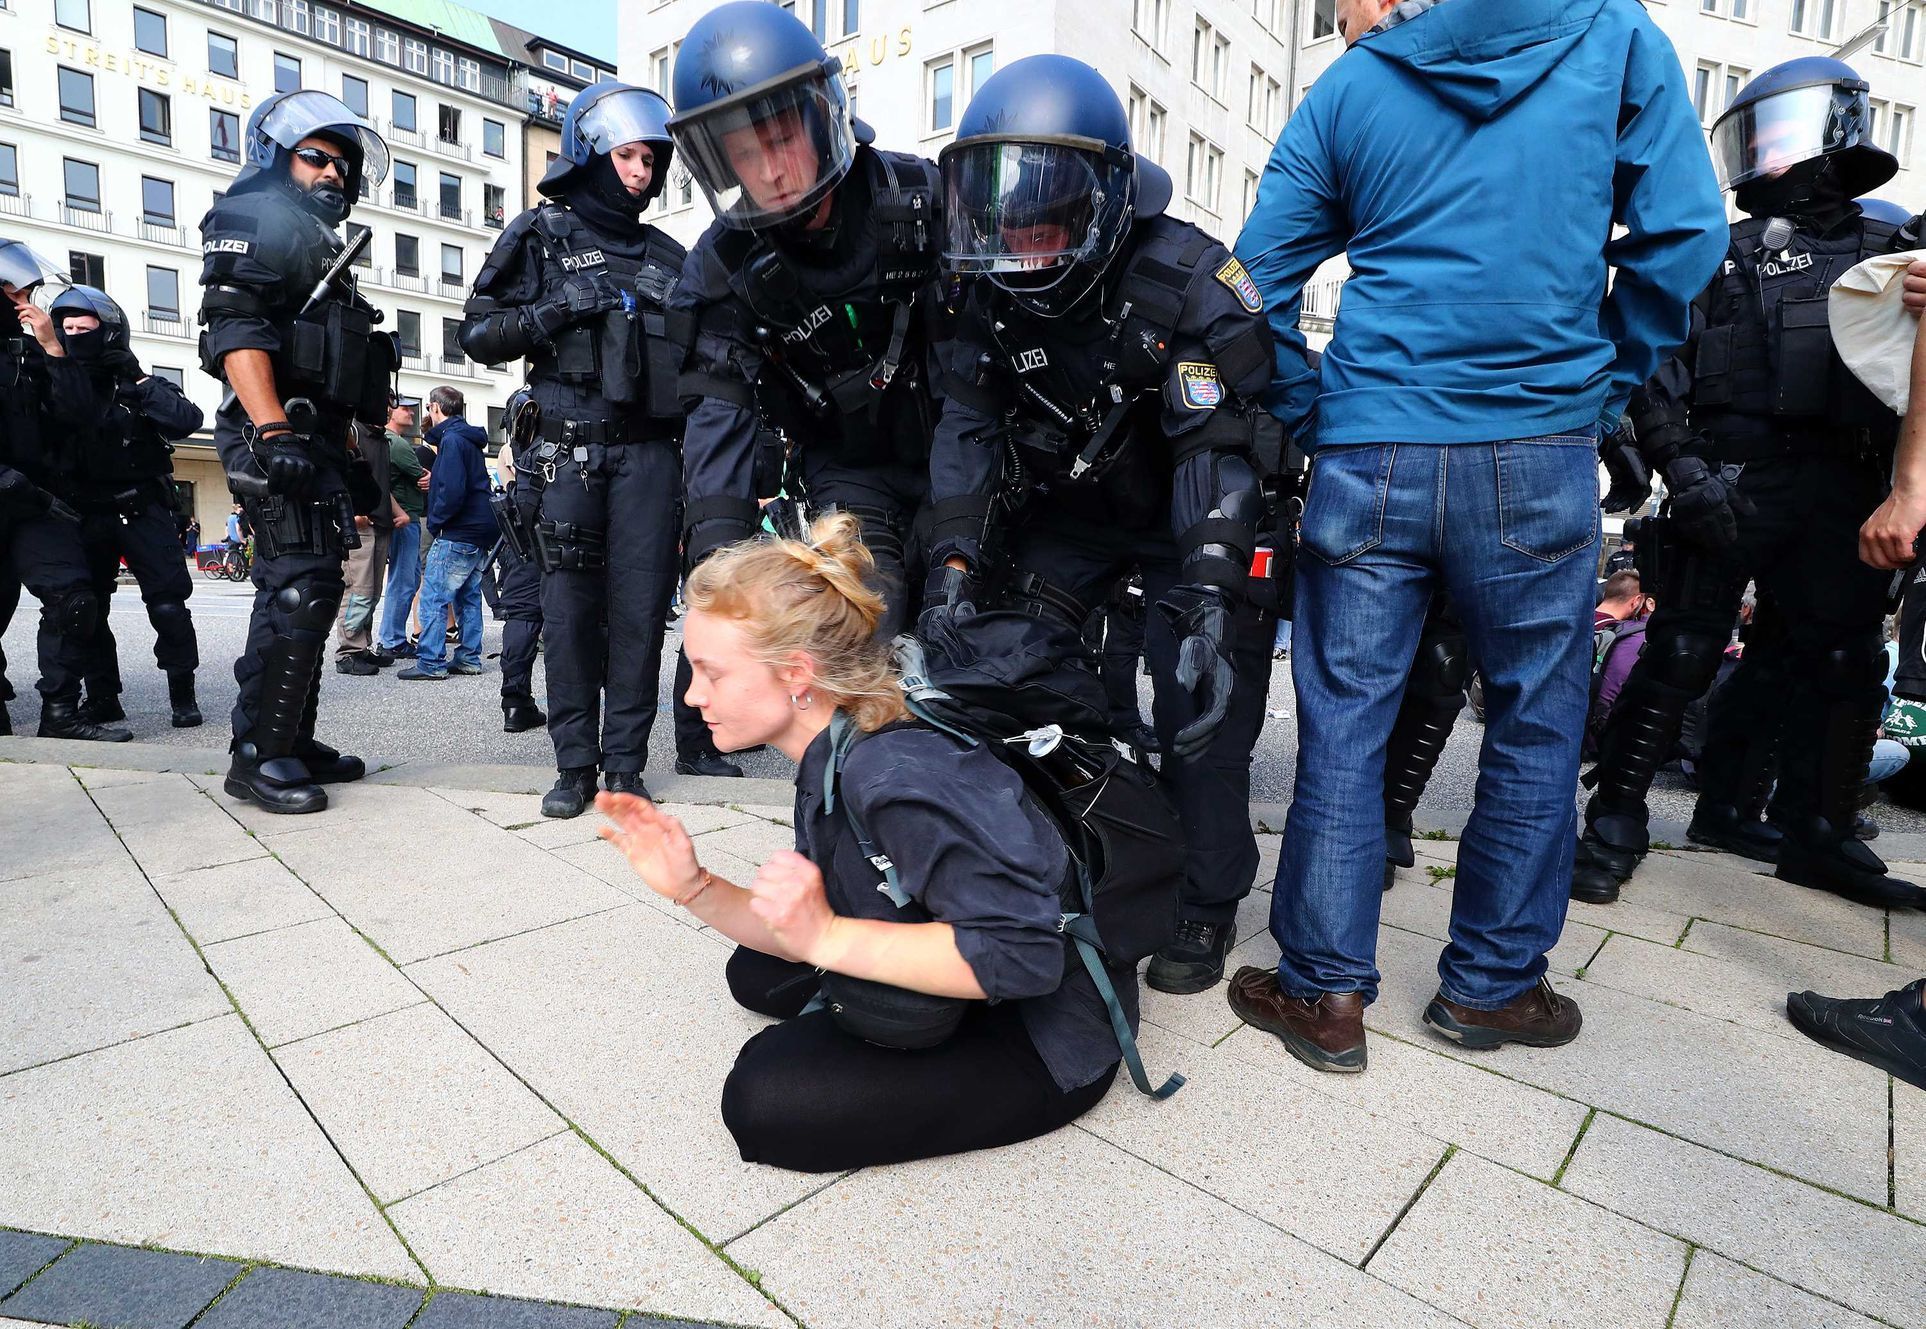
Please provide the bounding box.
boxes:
[1215,257,1263,313]
[1177,362,1223,410]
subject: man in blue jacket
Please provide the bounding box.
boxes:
[399,387,495,682]
[1225,0,1727,1071]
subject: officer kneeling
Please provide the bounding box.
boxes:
[597,515,1145,1172]
[197,91,396,814]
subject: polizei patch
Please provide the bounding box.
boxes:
[203,238,251,255]
[1177,362,1223,409]
[1215,257,1263,313]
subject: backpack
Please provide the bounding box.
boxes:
[823,633,1188,1099]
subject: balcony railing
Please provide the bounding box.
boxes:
[0,191,30,219]
[139,220,187,247]
[60,203,112,232]
[142,311,191,338]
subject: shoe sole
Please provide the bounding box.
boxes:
[1145,964,1226,996]
[172,714,203,729]
[1227,995,1367,1072]
[1569,886,1620,905]
[1421,999,1581,1050]
[1776,863,1926,911]
[1786,1004,1926,1092]
[504,721,546,732]
[1684,827,1781,864]
[222,776,329,815]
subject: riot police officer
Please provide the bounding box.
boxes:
[925,56,1277,994]
[492,387,546,734]
[1574,58,1926,909]
[666,0,944,637]
[0,239,125,742]
[197,91,395,815]
[50,285,206,730]
[460,82,689,818]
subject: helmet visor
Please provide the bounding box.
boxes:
[0,241,69,296]
[669,68,855,229]
[941,141,1128,276]
[259,90,390,186]
[574,88,672,155]
[1710,82,1870,191]
[51,286,125,331]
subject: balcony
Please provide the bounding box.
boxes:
[139,220,188,248]
[435,135,474,163]
[59,203,112,233]
[528,91,568,125]
[142,311,191,339]
[389,189,424,215]
[438,202,470,226]
[0,191,30,220]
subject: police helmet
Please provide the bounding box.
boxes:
[0,238,70,301]
[234,89,390,211]
[940,55,1171,317]
[539,80,676,207]
[49,285,129,357]
[1710,58,1897,198]
[505,386,539,450]
[1856,196,1915,227]
[668,1,862,231]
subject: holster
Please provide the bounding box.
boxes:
[491,488,535,564]
[248,492,351,561]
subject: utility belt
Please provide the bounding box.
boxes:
[245,490,357,561]
[535,415,653,447]
[1697,420,1883,464]
[72,480,169,520]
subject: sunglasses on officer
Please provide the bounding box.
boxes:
[291,145,353,178]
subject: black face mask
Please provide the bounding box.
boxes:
[60,326,110,361]
[1735,158,1851,226]
[562,156,652,252]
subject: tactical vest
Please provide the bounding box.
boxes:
[526,202,687,423]
[80,396,174,492]
[1693,211,1917,447]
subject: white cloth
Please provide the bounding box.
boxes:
[1830,247,1926,416]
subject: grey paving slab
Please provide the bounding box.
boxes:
[1562,890,1696,948]
[404,905,821,1243]
[1078,1026,1448,1263]
[685,819,799,868]
[0,1232,69,1299]
[1647,922,1918,1039]
[1891,907,1926,970]
[193,1266,423,1329]
[410,1290,619,1329]
[0,1243,240,1329]
[1612,850,1890,959]
[1895,1079,1924,1221]
[386,1134,785,1328]
[111,805,268,878]
[73,766,181,791]
[427,787,548,828]
[1561,1112,1926,1326]
[1371,1151,1686,1329]
[0,862,230,1074]
[203,917,424,1048]
[728,1126,1460,1329]
[1379,882,1608,978]
[546,838,760,933]
[515,802,756,854]
[0,764,126,882]
[1669,1253,1887,1329]
[87,774,216,829]
[223,781,455,837]
[274,1003,564,1203]
[148,857,331,946]
[261,812,631,964]
[0,1017,416,1280]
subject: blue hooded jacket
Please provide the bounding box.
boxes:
[1234,0,1727,451]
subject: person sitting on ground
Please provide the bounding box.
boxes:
[1586,577,1655,758]
[596,514,1130,1173]
[1594,569,1647,630]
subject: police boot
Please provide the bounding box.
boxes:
[542,766,599,819]
[292,656,364,783]
[225,742,328,816]
[1383,611,1467,895]
[1777,823,1926,910]
[503,699,547,733]
[38,698,132,743]
[77,694,127,725]
[1572,805,1646,905]
[0,701,10,737]
[1688,686,1782,863]
[1686,801,1783,863]
[223,585,334,815]
[1384,812,1416,893]
[604,770,653,800]
[168,672,203,729]
[675,746,744,778]
[1146,919,1236,994]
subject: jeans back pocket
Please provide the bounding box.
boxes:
[1495,435,1599,564]
[1299,444,1393,567]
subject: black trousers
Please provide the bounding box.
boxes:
[800,452,929,642]
[531,440,680,774]
[1895,565,1926,703]
[5,510,95,704]
[229,474,350,744]
[495,552,542,707]
[1089,593,1149,737]
[0,562,18,702]
[671,648,714,759]
[1004,508,1275,925]
[68,497,198,699]
[719,948,1115,1174]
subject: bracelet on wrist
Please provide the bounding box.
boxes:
[675,867,716,909]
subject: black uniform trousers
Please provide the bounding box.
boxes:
[495,549,543,709]
[229,471,350,743]
[1090,588,1149,736]
[1005,509,1274,926]
[68,495,198,701]
[1895,566,1926,703]
[800,451,930,642]
[5,512,94,704]
[531,439,680,774]
[0,562,17,702]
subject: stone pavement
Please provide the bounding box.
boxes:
[2,738,1924,1329]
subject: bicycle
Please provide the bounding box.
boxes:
[222,542,252,582]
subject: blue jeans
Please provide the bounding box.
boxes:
[1273,437,1599,1009]
[1870,738,1909,785]
[411,536,486,675]
[377,519,423,651]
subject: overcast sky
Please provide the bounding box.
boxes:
[467,0,617,62]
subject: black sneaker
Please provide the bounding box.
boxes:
[1787,980,1926,1091]
[542,767,599,819]
[368,646,397,667]
[603,770,652,799]
[1145,919,1234,994]
[335,652,379,676]
[393,638,419,659]
[675,749,744,778]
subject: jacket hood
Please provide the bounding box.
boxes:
[1359,0,1611,121]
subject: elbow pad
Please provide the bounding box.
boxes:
[458,310,536,366]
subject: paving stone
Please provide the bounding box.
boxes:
[1371,1151,1686,1329]
[194,1266,423,1329]
[405,905,820,1243]
[1561,1112,1926,1325]
[1669,1253,1886,1329]
[88,774,215,829]
[427,787,548,828]
[512,802,753,855]
[1562,890,1695,947]
[410,1290,619,1329]
[1891,907,1926,970]
[0,1232,69,1299]
[728,1126,1459,1328]
[685,819,799,868]
[1380,883,1609,979]
[261,815,631,964]
[223,781,454,837]
[717,802,793,826]
[1895,1079,1924,1221]
[0,765,126,882]
[546,838,760,933]
[203,917,424,1047]
[148,857,331,946]
[0,1243,240,1329]
[0,863,230,1074]
[274,1003,564,1203]
[0,1017,416,1279]
[1079,1026,1448,1262]
[387,1134,784,1328]
[73,766,180,791]
[1611,850,1889,959]
[113,808,269,879]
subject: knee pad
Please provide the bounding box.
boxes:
[1813,644,1884,697]
[48,588,97,639]
[148,600,192,634]
[1644,626,1727,694]
[1410,628,1469,699]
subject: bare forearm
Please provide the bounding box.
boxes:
[682,873,808,961]
[1903,315,1926,482]
[809,918,989,1000]
[223,350,286,433]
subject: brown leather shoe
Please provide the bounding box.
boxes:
[1226,965,1367,1073]
[1423,977,1582,1050]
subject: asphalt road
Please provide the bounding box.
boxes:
[9,569,1926,837]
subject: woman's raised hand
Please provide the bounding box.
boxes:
[748,850,836,964]
[595,792,703,902]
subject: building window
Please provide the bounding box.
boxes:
[139,89,173,146]
[440,244,462,284]
[0,49,13,108]
[395,233,419,276]
[1248,67,1282,137]
[396,309,420,359]
[457,58,481,92]
[0,144,17,198]
[1133,0,1170,46]
[134,7,168,58]
[1693,61,1749,124]
[843,0,860,35]
[341,76,368,118]
[442,317,464,363]
[484,183,506,228]
[571,58,594,82]
[58,68,96,128]
[141,176,176,227]
[927,58,954,132]
[54,0,89,34]
[393,160,418,210]
[150,366,185,391]
[1184,134,1223,213]
[208,31,239,80]
[63,159,101,213]
[1790,0,1839,39]
[345,17,370,57]
[392,91,417,133]
[966,44,994,102]
[651,47,671,93]
[483,119,505,159]
[211,109,240,163]
[70,252,106,288]
[542,50,568,73]
[274,53,301,94]
[344,222,371,264]
[147,266,180,320]
[1191,20,1230,99]
[432,49,455,86]
[439,173,461,220]
[285,0,310,35]
[314,5,339,44]
[1241,169,1261,222]
[439,105,461,145]
[376,28,400,66]
[404,39,429,76]
[1877,1,1924,58]
[1311,0,1337,40]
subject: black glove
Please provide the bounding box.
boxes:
[0,469,79,522]
[1662,455,1751,549]
[1155,586,1234,760]
[633,265,677,307]
[255,434,317,497]
[916,564,979,639]
[521,272,622,343]
[100,349,144,383]
[1597,418,1650,514]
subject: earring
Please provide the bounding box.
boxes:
[791,691,813,711]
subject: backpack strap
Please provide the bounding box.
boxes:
[1066,907,1185,1100]
[825,709,913,907]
